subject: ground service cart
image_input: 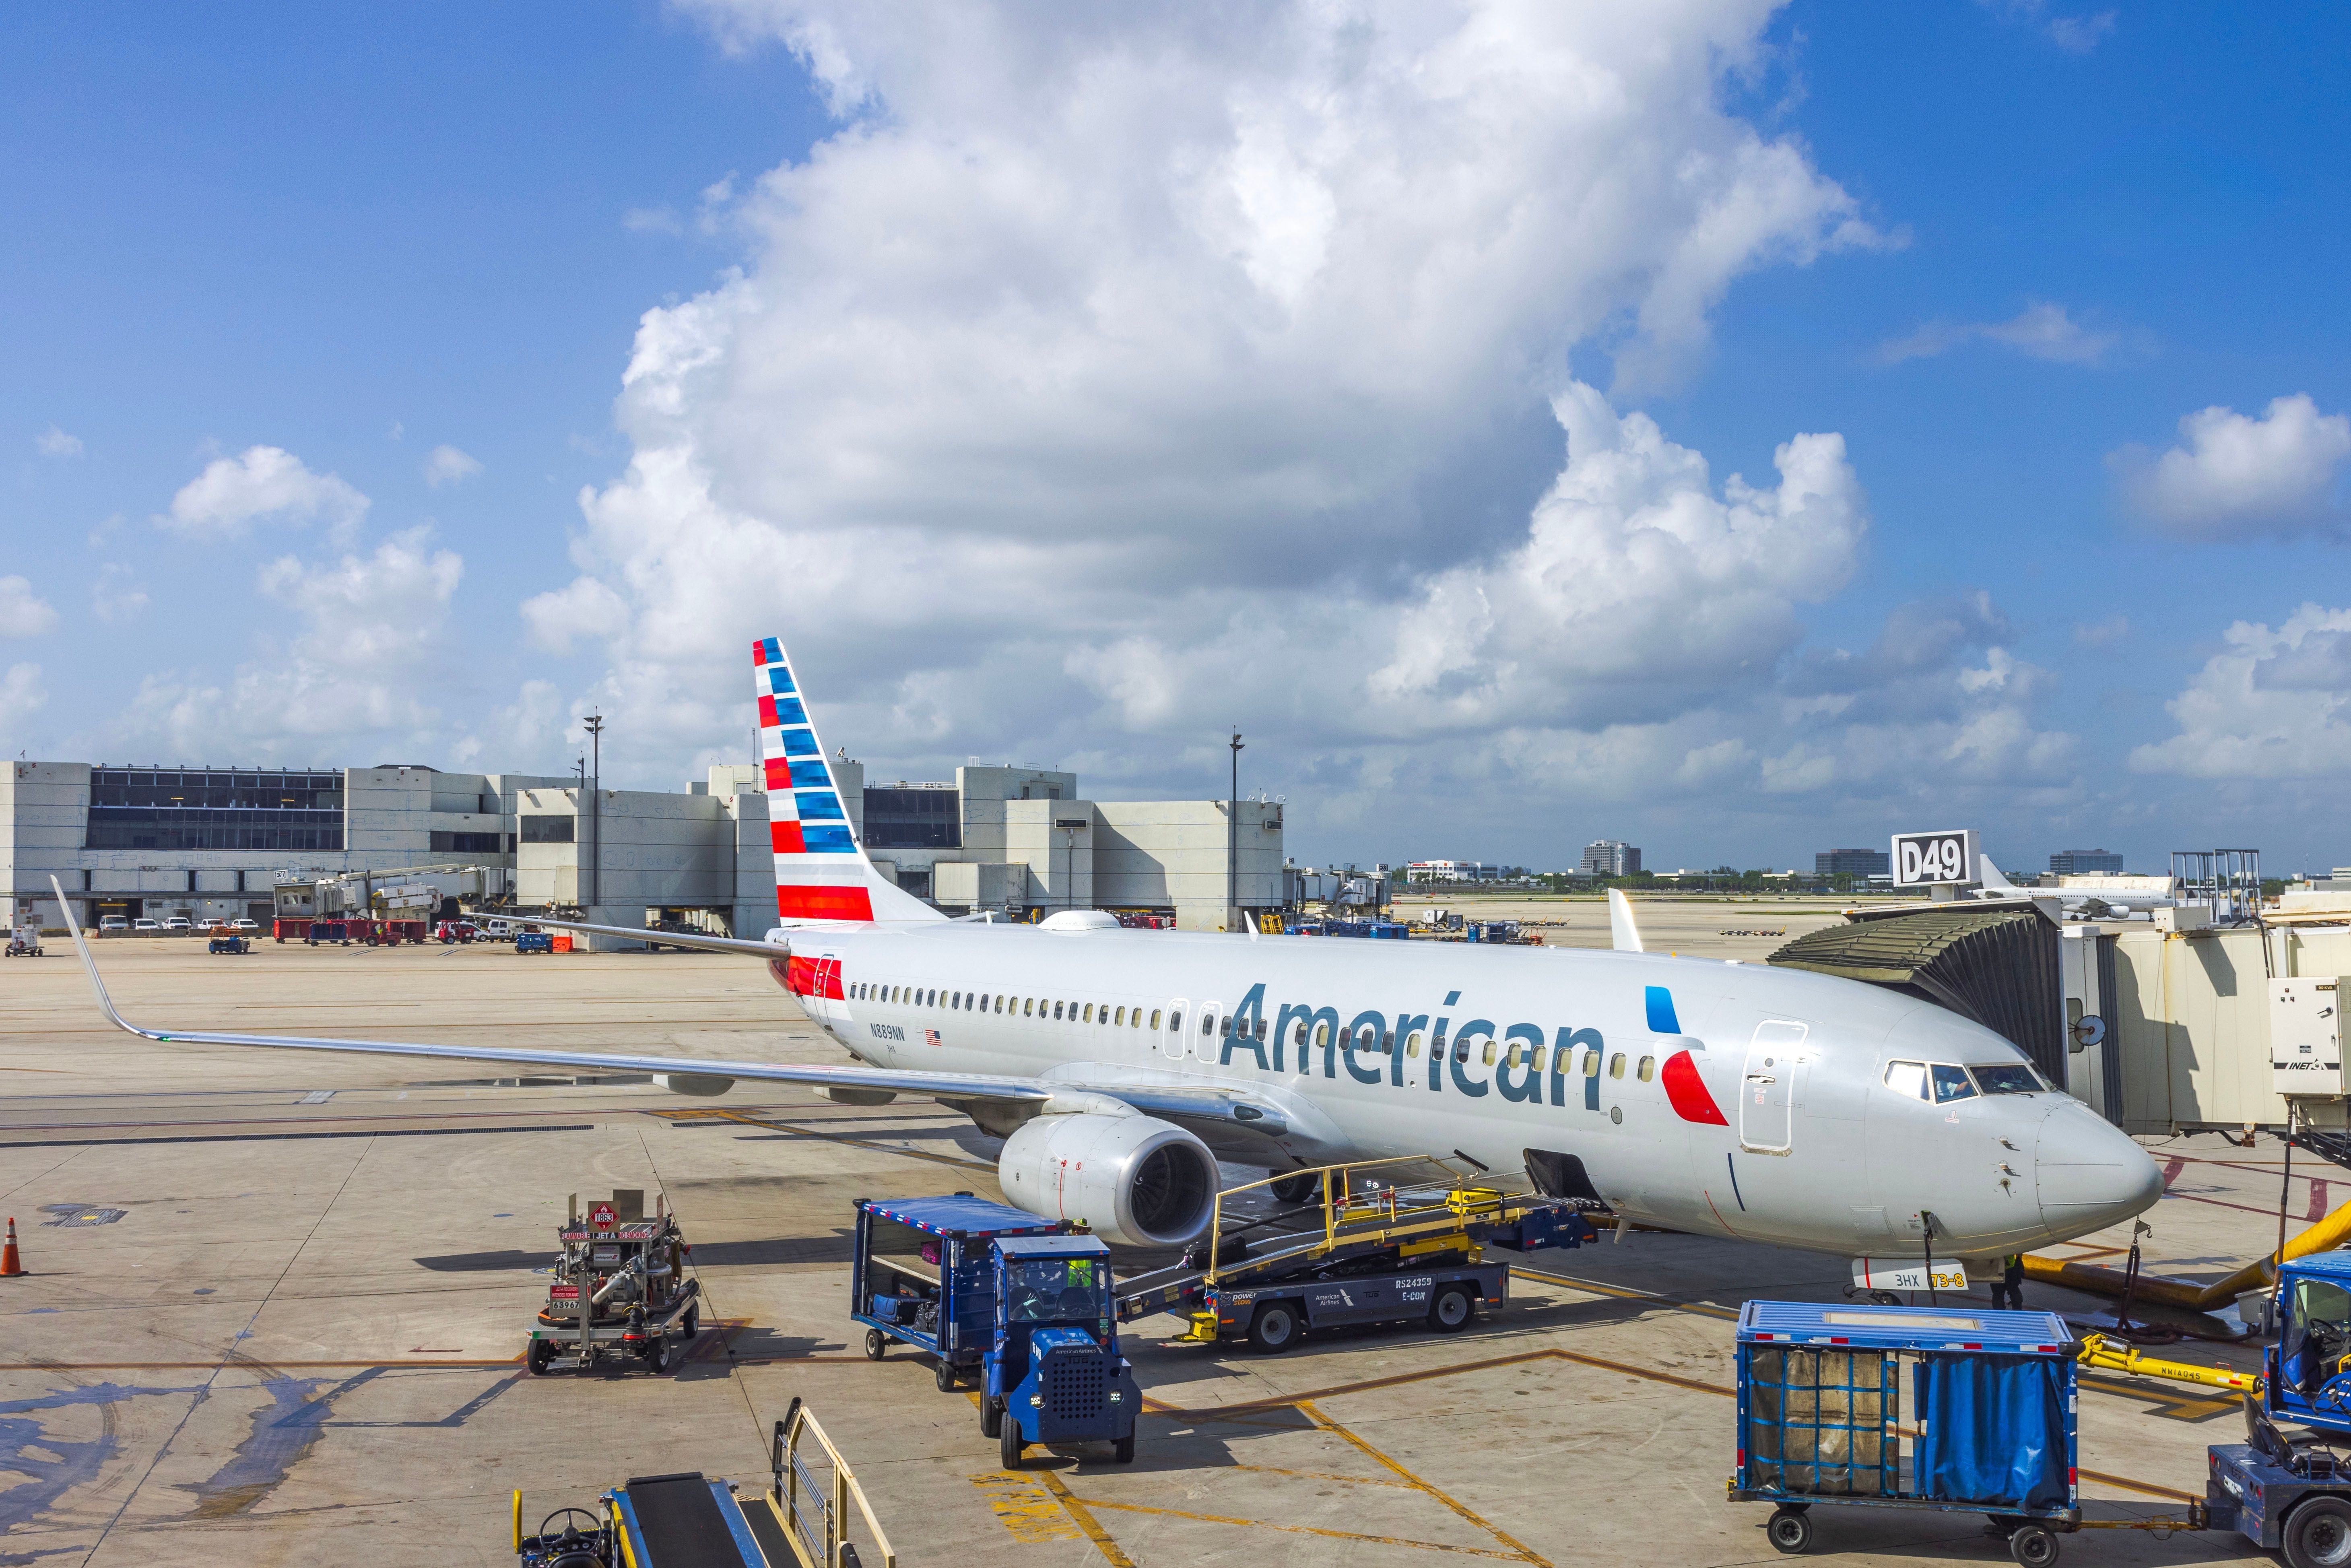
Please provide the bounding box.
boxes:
[2203,1250,2351,1568]
[1115,1156,1595,1352]
[980,1232,1140,1469]
[852,1195,1064,1389]
[513,1399,897,1567]
[1730,1300,2080,1566]
[527,1190,701,1375]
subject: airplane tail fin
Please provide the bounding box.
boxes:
[1607,888,1644,953]
[1979,856,2018,892]
[753,635,944,924]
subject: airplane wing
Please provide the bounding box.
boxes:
[47,879,1288,1139]
[502,912,796,960]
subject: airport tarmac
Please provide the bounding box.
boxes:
[0,936,2301,1566]
[1406,893,1856,959]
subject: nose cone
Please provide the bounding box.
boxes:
[2036,1101,2162,1239]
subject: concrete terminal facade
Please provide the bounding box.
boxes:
[6,754,1284,939]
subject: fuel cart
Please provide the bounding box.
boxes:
[1731,1300,2079,1566]
[979,1232,1139,1469]
[527,1190,701,1375]
[852,1194,1065,1390]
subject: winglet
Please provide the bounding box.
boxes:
[48,875,155,1041]
[1607,888,1644,953]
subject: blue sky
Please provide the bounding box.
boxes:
[5,3,2349,877]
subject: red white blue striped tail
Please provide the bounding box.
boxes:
[753,635,943,924]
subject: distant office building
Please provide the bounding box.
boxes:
[1580,840,1640,877]
[2049,848,2124,875]
[1815,848,1891,879]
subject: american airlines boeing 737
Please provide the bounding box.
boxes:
[56,633,2161,1266]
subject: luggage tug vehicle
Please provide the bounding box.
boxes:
[528,1190,701,1375]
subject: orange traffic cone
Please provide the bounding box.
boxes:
[1,1217,23,1277]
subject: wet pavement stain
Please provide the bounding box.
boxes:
[0,1382,204,1538]
[181,1374,337,1520]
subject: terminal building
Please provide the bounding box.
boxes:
[4,755,1284,941]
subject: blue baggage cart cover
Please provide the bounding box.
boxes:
[1738,1300,2072,1354]
[863,1195,1056,1236]
[995,1233,1111,1259]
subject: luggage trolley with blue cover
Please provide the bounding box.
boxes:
[852,1195,1065,1390]
[1732,1301,2080,1568]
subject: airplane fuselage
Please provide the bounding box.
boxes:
[768,921,2159,1260]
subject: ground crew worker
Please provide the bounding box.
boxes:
[1991,1252,2025,1310]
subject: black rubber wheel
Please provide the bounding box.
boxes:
[864,1328,886,1361]
[1248,1300,1301,1354]
[936,1358,959,1392]
[980,1396,1003,1438]
[650,1336,678,1374]
[1269,1173,1318,1205]
[2007,1523,2059,1568]
[2286,1498,2351,1568]
[1429,1284,1475,1333]
[1767,1506,1813,1554]
[1000,1417,1025,1470]
[1113,1434,1135,1464]
[526,1338,553,1376]
[681,1303,699,1336]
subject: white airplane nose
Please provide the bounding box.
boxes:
[2035,1102,2162,1238]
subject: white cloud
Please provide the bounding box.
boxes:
[159,446,371,539]
[89,565,149,625]
[557,2,1887,784]
[1978,2,2116,53]
[35,425,82,458]
[1880,300,2116,366]
[521,577,631,654]
[0,577,60,639]
[424,444,484,487]
[2111,394,2351,538]
[0,664,43,729]
[115,529,464,757]
[2074,614,2128,646]
[2130,603,2351,780]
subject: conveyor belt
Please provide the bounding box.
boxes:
[621,1472,764,1565]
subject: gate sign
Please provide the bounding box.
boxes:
[590,1202,616,1232]
[1891,829,1978,888]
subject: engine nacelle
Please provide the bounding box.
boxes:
[996,1113,1217,1248]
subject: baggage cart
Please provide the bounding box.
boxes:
[851,1195,1066,1389]
[1730,1300,2080,1566]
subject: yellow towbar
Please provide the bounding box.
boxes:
[2075,1331,2261,1394]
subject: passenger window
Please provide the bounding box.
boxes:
[1023,998,1033,1017]
[1113,1006,1124,1025]
[1169,1010,1183,1032]
[1931,1064,1978,1104]
[1151,1009,1163,1029]
[1584,1050,1601,1079]
[1203,1014,1216,1037]
[1256,1018,1268,1042]
[1637,1056,1656,1083]
[1082,1003,1093,1023]
[1531,1045,1547,1073]
[951,991,960,1008]
[1052,1001,1063,1020]
[1406,1032,1421,1058]
[1382,1031,1394,1054]
[1883,1061,1926,1099]
[1132,1007,1143,1029]
[1609,1053,1626,1080]
[1481,1040,1497,1067]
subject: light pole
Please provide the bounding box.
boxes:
[1227,728,1244,933]
[582,712,605,910]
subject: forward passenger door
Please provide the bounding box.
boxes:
[1741,1020,1808,1155]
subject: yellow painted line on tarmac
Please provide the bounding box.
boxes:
[967,1472,1083,1544]
[1299,1398,1551,1565]
[1070,1496,1531,1560]
[1028,1466,1140,1566]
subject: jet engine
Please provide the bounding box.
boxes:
[996,1113,1217,1248]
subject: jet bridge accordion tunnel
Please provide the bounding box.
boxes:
[1767,906,2066,1085]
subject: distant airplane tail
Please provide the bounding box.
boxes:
[753,635,944,924]
[1607,888,1644,953]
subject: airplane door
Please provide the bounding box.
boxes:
[1741,1021,1807,1155]
[1162,999,1190,1060]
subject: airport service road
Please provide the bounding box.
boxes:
[0,940,2294,1566]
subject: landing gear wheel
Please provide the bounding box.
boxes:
[1000,1419,1026,1471]
[1429,1284,1475,1333]
[980,1396,1003,1438]
[1248,1300,1301,1354]
[1269,1173,1318,1205]
[2285,1497,2351,1568]
[526,1337,553,1376]
[936,1358,959,1392]
[864,1328,886,1362]
[2007,1523,2059,1568]
[1113,1434,1135,1464]
[1766,1505,1813,1554]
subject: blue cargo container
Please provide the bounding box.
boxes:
[1732,1300,2078,1566]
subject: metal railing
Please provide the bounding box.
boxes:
[769,1397,895,1568]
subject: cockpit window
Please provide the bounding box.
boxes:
[1883,1061,1927,1099]
[1930,1064,1978,1104]
[1971,1063,2044,1095]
